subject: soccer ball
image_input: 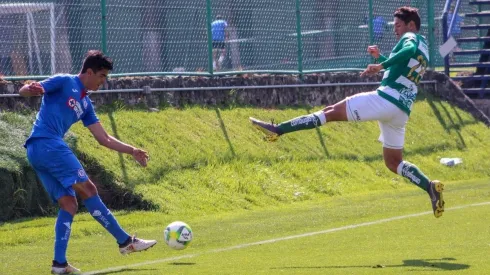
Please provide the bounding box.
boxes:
[164,221,193,250]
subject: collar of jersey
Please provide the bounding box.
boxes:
[74,75,88,99]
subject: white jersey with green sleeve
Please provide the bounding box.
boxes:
[376,32,429,116]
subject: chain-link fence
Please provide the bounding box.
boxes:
[0,0,456,78]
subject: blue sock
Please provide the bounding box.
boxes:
[84,195,130,244]
[54,210,73,264]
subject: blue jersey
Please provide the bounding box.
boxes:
[26,74,99,144]
[211,20,227,41]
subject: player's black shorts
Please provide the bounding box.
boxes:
[212,41,225,49]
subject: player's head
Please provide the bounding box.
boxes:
[216,15,223,21]
[80,50,113,91]
[393,7,420,39]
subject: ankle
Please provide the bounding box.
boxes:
[118,236,132,247]
[52,260,68,268]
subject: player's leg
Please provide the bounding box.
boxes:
[38,140,156,255]
[379,117,444,218]
[249,91,383,141]
[51,196,80,274]
[26,140,81,274]
[71,179,155,254]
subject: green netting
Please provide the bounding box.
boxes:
[0,0,101,76]
[300,0,371,71]
[0,0,452,77]
[107,0,208,74]
[210,0,298,72]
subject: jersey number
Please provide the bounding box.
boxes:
[407,55,427,84]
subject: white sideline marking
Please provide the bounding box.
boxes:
[83,201,490,275]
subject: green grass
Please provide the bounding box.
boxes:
[64,94,490,216]
[0,179,489,274]
[1,93,490,274]
[0,112,32,173]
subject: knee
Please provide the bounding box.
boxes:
[325,103,347,121]
[322,105,333,112]
[59,197,78,215]
[73,180,98,200]
[384,157,402,174]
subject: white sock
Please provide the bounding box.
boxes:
[313,110,327,125]
[396,161,406,176]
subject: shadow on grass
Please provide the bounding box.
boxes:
[304,106,330,158]
[271,257,470,271]
[144,142,459,185]
[108,110,130,184]
[92,268,158,275]
[215,108,236,158]
[425,95,480,149]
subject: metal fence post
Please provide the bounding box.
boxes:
[206,0,214,76]
[428,0,435,68]
[295,0,304,77]
[101,0,107,54]
[368,0,374,46]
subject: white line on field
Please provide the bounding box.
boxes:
[83,201,490,275]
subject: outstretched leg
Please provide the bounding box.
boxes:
[249,98,349,141]
[73,180,157,254]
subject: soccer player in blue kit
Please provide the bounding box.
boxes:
[20,50,156,274]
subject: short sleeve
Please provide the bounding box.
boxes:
[81,98,99,127]
[39,75,69,94]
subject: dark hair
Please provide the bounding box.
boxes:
[216,15,223,20]
[81,50,113,73]
[394,6,421,31]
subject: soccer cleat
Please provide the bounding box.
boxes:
[119,235,157,255]
[249,117,283,142]
[428,180,445,218]
[51,262,81,274]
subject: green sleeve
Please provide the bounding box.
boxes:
[377,54,388,63]
[380,40,417,69]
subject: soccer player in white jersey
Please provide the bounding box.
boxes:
[249,7,444,218]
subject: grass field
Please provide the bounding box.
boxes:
[66,93,490,215]
[1,90,490,274]
[0,179,489,274]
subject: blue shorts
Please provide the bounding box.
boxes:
[26,138,88,203]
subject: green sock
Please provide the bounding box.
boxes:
[277,110,327,134]
[397,161,430,192]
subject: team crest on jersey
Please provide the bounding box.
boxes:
[78,169,86,178]
[67,96,83,119]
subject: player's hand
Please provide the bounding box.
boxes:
[367,45,380,59]
[132,148,149,167]
[28,82,44,96]
[361,64,383,77]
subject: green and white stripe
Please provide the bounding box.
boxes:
[377,32,429,116]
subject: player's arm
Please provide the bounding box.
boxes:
[87,122,149,167]
[367,45,388,62]
[380,39,417,69]
[377,54,388,63]
[19,75,67,97]
[19,82,44,97]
